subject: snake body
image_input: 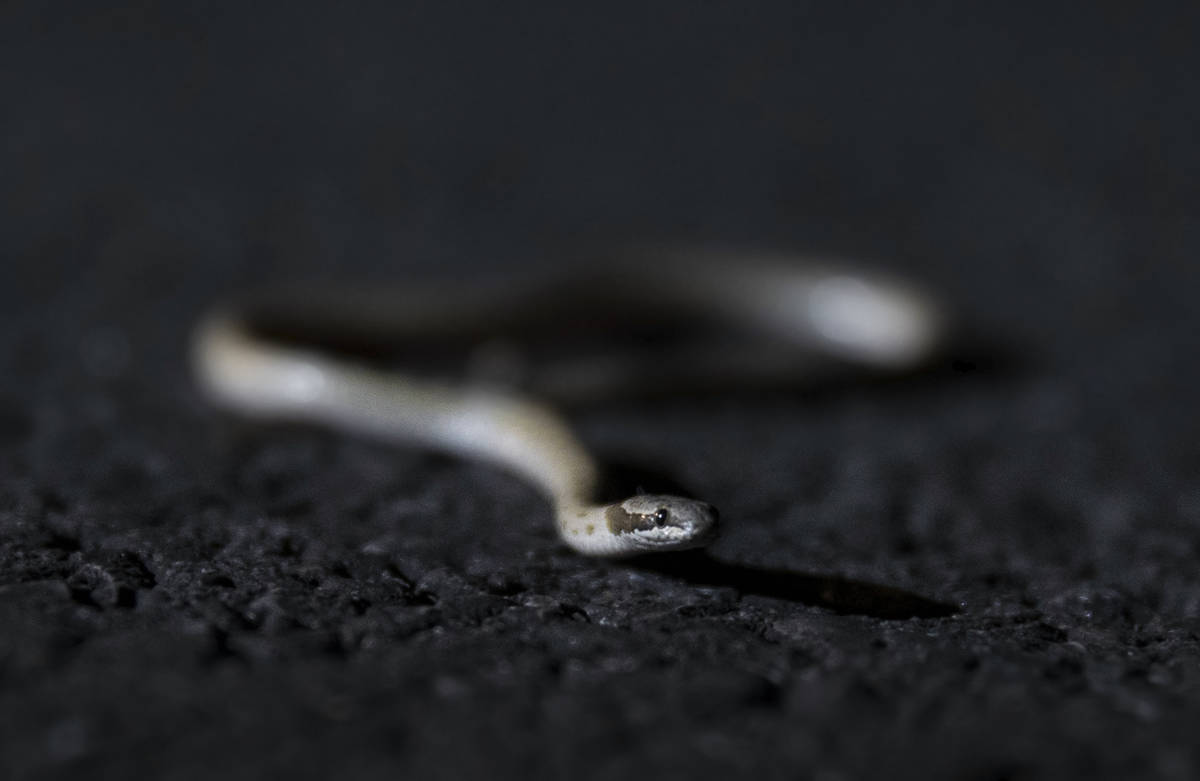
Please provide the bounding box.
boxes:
[193,253,942,557]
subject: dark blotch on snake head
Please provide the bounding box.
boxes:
[605,494,720,552]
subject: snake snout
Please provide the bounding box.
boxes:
[674,500,720,550]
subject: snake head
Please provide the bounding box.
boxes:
[605,494,720,552]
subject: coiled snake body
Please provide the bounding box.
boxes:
[194,253,942,557]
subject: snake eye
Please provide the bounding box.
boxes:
[653,508,669,527]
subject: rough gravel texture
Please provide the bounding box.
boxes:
[4,3,1200,780]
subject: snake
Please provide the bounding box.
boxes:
[192,251,943,558]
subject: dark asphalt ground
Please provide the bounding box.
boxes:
[3,3,1200,779]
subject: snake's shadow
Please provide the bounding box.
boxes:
[631,550,958,620]
[594,331,1030,620]
[600,460,958,620]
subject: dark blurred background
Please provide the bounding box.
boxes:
[3,3,1200,779]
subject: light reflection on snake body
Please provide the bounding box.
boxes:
[193,252,943,558]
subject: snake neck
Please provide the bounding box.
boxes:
[553,502,632,557]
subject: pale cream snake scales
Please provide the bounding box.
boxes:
[193,251,942,557]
